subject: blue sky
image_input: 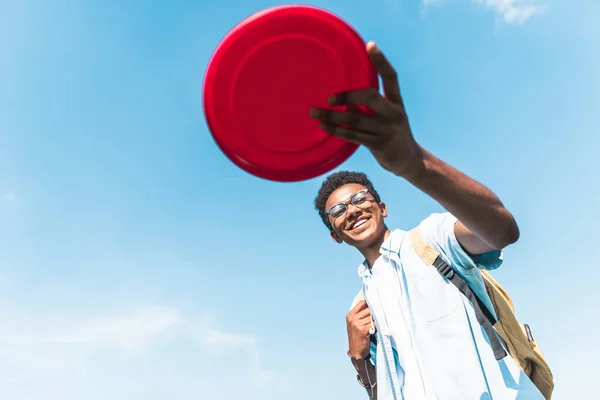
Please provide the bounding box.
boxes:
[1,0,598,399]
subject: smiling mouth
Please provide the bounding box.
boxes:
[350,217,369,230]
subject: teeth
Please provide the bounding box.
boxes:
[353,219,366,229]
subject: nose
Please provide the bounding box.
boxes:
[346,202,362,220]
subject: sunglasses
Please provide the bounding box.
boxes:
[326,189,374,220]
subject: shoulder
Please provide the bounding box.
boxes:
[417,212,504,272]
[419,212,456,232]
[416,212,459,249]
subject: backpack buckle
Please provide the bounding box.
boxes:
[434,257,455,279]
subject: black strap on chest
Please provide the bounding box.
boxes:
[432,257,508,360]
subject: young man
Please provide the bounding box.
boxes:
[310,43,544,399]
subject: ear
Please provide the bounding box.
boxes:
[330,230,343,244]
[379,201,388,218]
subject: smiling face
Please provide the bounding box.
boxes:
[325,183,388,249]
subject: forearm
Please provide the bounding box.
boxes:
[352,358,377,399]
[403,147,519,250]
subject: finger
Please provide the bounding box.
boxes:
[309,108,383,134]
[366,41,402,105]
[326,88,393,116]
[346,104,365,116]
[350,300,368,315]
[320,123,382,148]
[356,313,377,334]
[355,307,372,320]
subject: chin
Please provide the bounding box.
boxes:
[347,226,382,248]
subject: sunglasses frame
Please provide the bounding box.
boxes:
[326,188,373,220]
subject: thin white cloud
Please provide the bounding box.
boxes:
[475,0,547,23]
[201,329,256,347]
[0,306,279,398]
[195,318,274,387]
[0,307,181,356]
[423,0,547,24]
[248,348,277,387]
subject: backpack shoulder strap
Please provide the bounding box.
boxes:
[409,227,554,398]
[480,269,515,311]
[408,227,507,360]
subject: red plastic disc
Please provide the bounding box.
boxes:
[203,5,379,182]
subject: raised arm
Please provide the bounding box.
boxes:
[309,42,519,255]
[405,148,519,254]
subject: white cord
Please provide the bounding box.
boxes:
[365,358,372,387]
[364,358,377,398]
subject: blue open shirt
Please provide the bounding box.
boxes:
[351,213,544,400]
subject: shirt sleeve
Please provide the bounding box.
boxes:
[418,212,503,273]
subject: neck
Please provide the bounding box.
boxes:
[359,228,392,268]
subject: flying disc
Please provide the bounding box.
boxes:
[203,5,379,182]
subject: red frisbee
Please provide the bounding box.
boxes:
[203,5,379,182]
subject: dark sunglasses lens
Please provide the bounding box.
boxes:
[329,204,346,219]
[352,190,369,205]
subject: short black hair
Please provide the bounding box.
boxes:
[314,171,381,231]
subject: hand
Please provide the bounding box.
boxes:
[346,300,376,359]
[309,41,423,179]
